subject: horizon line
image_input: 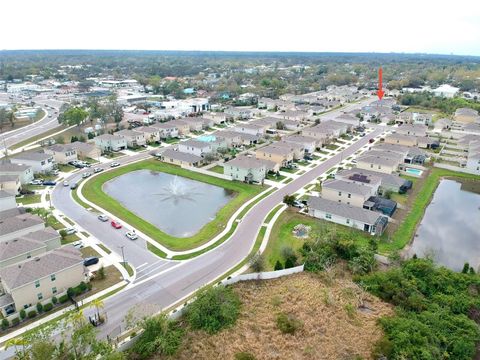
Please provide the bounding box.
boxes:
[0,49,479,58]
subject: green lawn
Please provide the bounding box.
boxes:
[209,165,224,174]
[122,262,134,277]
[57,164,76,173]
[17,194,41,205]
[266,173,287,182]
[81,159,265,251]
[325,144,340,150]
[61,233,80,245]
[46,216,65,230]
[97,243,111,254]
[9,126,65,150]
[264,204,284,224]
[378,168,480,253]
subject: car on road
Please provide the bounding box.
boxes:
[42,180,57,186]
[82,172,91,178]
[83,257,99,267]
[110,162,120,168]
[64,227,77,235]
[30,179,43,185]
[98,214,109,222]
[70,182,78,190]
[63,180,69,187]
[93,167,104,173]
[369,138,375,143]
[126,231,138,240]
[73,241,84,249]
[111,220,122,229]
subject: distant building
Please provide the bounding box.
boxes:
[94,134,127,152]
[433,84,459,98]
[44,144,77,165]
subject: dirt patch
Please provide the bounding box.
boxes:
[172,272,392,360]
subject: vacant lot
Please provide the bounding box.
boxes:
[174,272,392,360]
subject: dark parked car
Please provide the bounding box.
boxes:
[83,257,99,267]
[42,180,57,186]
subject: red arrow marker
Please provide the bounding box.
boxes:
[377,67,384,100]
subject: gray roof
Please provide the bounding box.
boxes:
[335,168,406,189]
[0,174,20,182]
[11,151,52,162]
[0,161,31,173]
[115,129,143,137]
[47,144,75,152]
[0,246,83,289]
[0,227,58,261]
[0,214,44,236]
[0,190,16,199]
[179,139,212,149]
[226,155,276,170]
[258,144,293,156]
[357,154,401,167]
[322,179,375,196]
[95,134,123,141]
[283,135,317,145]
[136,126,159,134]
[69,141,97,152]
[455,108,478,116]
[308,196,382,225]
[160,149,203,163]
[152,122,178,130]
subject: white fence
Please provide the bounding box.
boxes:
[181,164,232,180]
[434,163,480,175]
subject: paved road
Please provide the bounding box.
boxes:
[0,94,63,152]
[83,127,383,339]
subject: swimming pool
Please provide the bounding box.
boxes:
[405,167,423,176]
[197,135,216,142]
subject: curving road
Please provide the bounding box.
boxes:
[52,127,383,340]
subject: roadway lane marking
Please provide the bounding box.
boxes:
[136,262,149,269]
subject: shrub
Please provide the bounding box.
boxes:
[36,302,44,313]
[129,314,183,359]
[274,260,284,271]
[186,286,241,334]
[52,296,58,305]
[285,257,296,269]
[1,319,9,330]
[98,266,106,280]
[11,317,19,326]
[27,310,37,319]
[276,312,303,334]
[59,229,67,239]
[19,309,26,320]
[43,303,53,312]
[59,294,69,303]
[235,352,256,360]
[78,281,88,292]
[249,253,265,273]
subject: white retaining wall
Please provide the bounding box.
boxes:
[434,163,479,175]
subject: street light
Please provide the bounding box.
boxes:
[118,245,126,265]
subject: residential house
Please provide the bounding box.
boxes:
[224,156,277,183]
[178,139,215,158]
[334,113,360,126]
[158,148,203,167]
[168,119,190,135]
[234,123,265,136]
[412,113,433,126]
[335,168,409,194]
[0,175,21,195]
[464,123,480,135]
[321,179,378,208]
[0,227,60,269]
[308,196,388,236]
[0,191,17,213]
[44,144,77,165]
[416,136,439,149]
[255,144,294,168]
[356,154,402,174]
[94,134,127,152]
[69,142,101,160]
[0,162,34,185]
[224,107,252,120]
[179,117,204,132]
[283,135,318,153]
[0,246,86,315]
[10,152,55,174]
[433,84,459,98]
[152,122,179,139]
[114,129,146,148]
[0,213,45,243]
[273,110,309,122]
[270,141,305,160]
[135,126,161,143]
[384,133,418,147]
[203,112,228,125]
[396,124,428,137]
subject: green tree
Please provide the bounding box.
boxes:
[59,107,88,126]
[186,286,241,334]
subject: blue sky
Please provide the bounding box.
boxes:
[2,0,480,56]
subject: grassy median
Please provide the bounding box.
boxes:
[81,159,266,251]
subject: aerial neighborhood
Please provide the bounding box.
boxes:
[0,48,479,360]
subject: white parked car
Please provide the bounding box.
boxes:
[72,241,84,249]
[125,231,138,240]
[98,214,109,222]
[82,172,91,178]
[64,227,77,235]
[30,179,43,185]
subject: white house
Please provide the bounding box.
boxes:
[10,152,55,174]
[94,134,127,152]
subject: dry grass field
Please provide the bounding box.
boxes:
[171,270,392,360]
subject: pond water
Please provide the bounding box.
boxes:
[408,179,480,271]
[103,170,234,238]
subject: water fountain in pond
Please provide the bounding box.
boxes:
[153,175,201,204]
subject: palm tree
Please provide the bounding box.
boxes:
[69,309,86,330]
[30,207,52,222]
[90,298,104,321]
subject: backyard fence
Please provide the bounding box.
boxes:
[434,163,479,175]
